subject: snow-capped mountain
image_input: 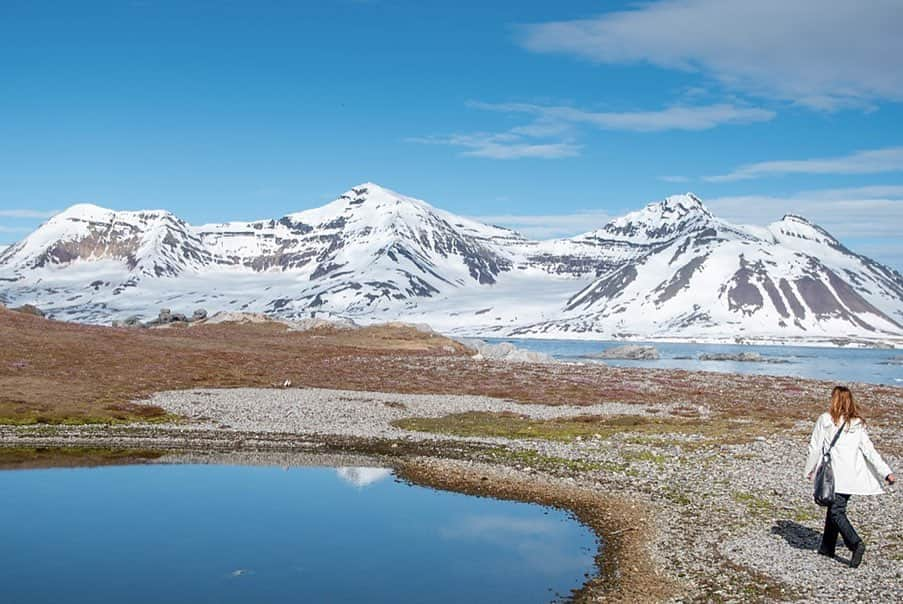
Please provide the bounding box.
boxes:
[1,183,901,346]
[514,198,903,342]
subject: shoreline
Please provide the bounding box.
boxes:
[457,331,903,350]
[0,437,653,602]
[2,383,901,602]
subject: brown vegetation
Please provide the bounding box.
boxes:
[0,307,467,423]
[1,306,899,426]
[0,446,163,470]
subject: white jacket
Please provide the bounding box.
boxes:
[804,413,893,496]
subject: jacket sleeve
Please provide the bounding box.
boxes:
[860,428,893,479]
[804,419,823,478]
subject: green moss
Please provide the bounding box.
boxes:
[792,507,818,522]
[489,448,604,473]
[732,492,774,516]
[0,412,179,426]
[623,449,667,465]
[661,487,692,506]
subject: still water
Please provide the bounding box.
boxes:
[486,338,903,386]
[0,464,597,604]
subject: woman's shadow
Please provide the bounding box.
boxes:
[771,520,851,565]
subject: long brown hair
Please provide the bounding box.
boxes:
[829,386,864,426]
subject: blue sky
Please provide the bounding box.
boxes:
[1,0,902,268]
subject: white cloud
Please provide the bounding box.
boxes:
[0,209,58,218]
[0,225,32,233]
[439,515,560,540]
[470,101,774,132]
[519,0,903,109]
[473,210,613,239]
[408,133,580,160]
[335,467,392,488]
[659,175,691,183]
[706,147,903,182]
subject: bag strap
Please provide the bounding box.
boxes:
[825,419,847,455]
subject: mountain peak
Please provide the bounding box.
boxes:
[770,213,839,246]
[340,182,411,204]
[350,181,392,194]
[55,203,115,221]
[780,213,812,225]
[651,193,712,217]
[592,192,714,243]
[54,203,179,225]
[286,182,436,228]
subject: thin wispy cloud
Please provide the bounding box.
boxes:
[477,185,903,255]
[519,0,903,110]
[707,186,903,270]
[411,100,771,160]
[705,147,903,182]
[409,133,580,160]
[439,515,560,540]
[470,101,774,132]
[0,225,32,233]
[0,209,59,219]
[705,185,903,239]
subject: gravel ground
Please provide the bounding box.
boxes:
[148,387,702,440]
[141,386,902,603]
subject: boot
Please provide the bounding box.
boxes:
[850,542,865,568]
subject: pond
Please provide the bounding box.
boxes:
[486,337,903,386]
[0,462,598,603]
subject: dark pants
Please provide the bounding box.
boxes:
[820,493,861,555]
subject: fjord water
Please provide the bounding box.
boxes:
[0,464,597,604]
[488,338,902,386]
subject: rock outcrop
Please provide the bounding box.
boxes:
[590,344,660,360]
[458,339,555,364]
[698,352,789,364]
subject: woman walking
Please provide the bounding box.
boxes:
[804,386,895,567]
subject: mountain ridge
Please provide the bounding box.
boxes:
[1,183,902,346]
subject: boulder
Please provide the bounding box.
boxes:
[158,308,172,322]
[699,352,764,362]
[12,304,45,318]
[457,339,554,364]
[202,311,277,325]
[287,317,358,332]
[698,352,790,364]
[124,315,143,327]
[592,344,660,360]
[191,308,208,321]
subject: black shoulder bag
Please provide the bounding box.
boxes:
[814,419,846,507]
